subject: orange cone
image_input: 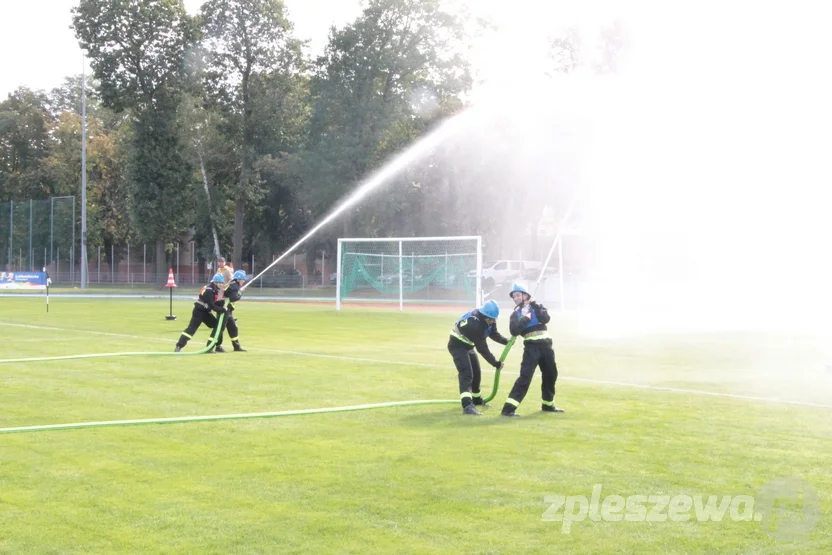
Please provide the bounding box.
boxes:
[165,268,177,288]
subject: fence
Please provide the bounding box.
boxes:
[0,197,335,288]
[0,197,76,279]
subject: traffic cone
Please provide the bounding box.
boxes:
[164,268,177,320]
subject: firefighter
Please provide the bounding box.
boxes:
[174,273,228,353]
[500,283,564,416]
[214,269,248,352]
[448,299,509,415]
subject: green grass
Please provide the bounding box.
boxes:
[0,297,830,554]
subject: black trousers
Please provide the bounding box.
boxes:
[506,340,558,407]
[448,338,483,407]
[215,310,239,346]
[176,308,219,348]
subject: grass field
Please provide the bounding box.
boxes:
[1,296,830,554]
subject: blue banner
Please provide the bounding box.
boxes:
[0,271,49,289]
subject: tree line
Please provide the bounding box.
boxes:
[0,0,622,276]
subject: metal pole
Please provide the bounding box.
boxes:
[335,239,342,311]
[97,246,100,283]
[127,244,130,284]
[28,199,32,271]
[143,244,146,283]
[80,57,88,289]
[398,240,403,311]
[321,251,325,286]
[50,197,53,265]
[191,241,195,284]
[176,242,180,280]
[111,244,114,283]
[558,234,564,311]
[71,196,75,284]
[9,201,12,269]
[476,236,483,306]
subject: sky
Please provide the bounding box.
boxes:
[0,0,621,99]
[0,0,365,98]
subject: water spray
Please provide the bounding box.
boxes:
[482,192,580,403]
[241,111,474,293]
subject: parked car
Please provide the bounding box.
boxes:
[260,268,304,288]
[467,259,542,288]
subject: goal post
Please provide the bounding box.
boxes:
[335,236,482,310]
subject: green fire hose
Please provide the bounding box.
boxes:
[482,335,517,403]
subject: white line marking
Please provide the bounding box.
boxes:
[558,376,832,409]
[0,322,171,342]
[1,321,829,409]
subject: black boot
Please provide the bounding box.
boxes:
[174,346,182,352]
[542,405,564,413]
[501,403,520,417]
[214,344,227,353]
[232,341,247,352]
[462,404,482,416]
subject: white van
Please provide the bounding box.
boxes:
[468,260,542,288]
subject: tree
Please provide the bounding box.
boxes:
[200,0,303,268]
[177,94,230,260]
[243,69,311,263]
[306,0,471,239]
[0,88,54,201]
[72,0,199,277]
[45,76,134,274]
[549,20,626,76]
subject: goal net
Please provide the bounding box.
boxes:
[336,236,482,310]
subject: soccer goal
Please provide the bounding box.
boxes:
[335,236,482,310]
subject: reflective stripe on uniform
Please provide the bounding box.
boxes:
[472,392,482,398]
[181,332,193,339]
[460,392,472,400]
[522,330,550,340]
[541,399,555,406]
[505,397,520,407]
[450,327,474,346]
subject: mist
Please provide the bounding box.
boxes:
[332,1,832,405]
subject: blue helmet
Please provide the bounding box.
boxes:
[478,299,500,319]
[509,283,530,298]
[233,270,247,280]
[211,273,225,283]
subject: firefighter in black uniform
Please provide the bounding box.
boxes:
[214,269,248,352]
[500,283,564,416]
[174,273,228,352]
[448,299,509,415]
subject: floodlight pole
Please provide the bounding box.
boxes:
[80,55,88,289]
